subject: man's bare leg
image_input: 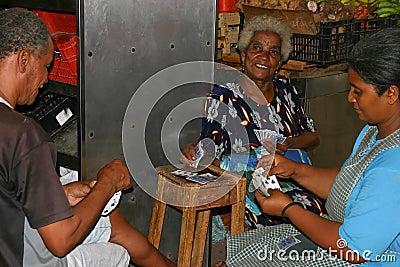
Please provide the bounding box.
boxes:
[109,209,176,267]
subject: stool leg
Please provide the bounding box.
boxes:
[191,209,211,267]
[178,207,196,267]
[148,200,166,248]
[231,178,246,235]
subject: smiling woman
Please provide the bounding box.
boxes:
[181,15,324,231]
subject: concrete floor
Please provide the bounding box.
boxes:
[211,238,227,266]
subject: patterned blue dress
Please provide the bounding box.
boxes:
[199,75,326,228]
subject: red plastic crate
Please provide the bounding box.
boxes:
[34,10,76,37]
[49,35,78,85]
[33,10,78,85]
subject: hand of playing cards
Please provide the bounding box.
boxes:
[254,129,286,144]
[251,167,282,197]
[102,191,122,216]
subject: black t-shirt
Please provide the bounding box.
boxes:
[0,104,73,266]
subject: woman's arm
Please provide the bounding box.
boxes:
[285,159,338,200]
[276,131,320,155]
[181,141,221,167]
[287,131,320,151]
[181,87,231,167]
[277,81,320,153]
[258,154,339,200]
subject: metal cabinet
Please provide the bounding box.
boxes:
[302,72,365,168]
[80,1,217,264]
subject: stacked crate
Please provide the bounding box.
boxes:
[34,11,78,85]
[218,12,242,63]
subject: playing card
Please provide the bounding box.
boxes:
[274,135,287,144]
[264,175,281,190]
[185,172,217,184]
[186,175,210,184]
[171,169,198,177]
[192,142,205,168]
[102,191,122,216]
[250,167,265,192]
[254,129,286,144]
[258,175,282,197]
[254,129,262,141]
[265,131,286,145]
[277,235,301,251]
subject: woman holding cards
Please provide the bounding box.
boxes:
[220,27,400,266]
[182,15,324,230]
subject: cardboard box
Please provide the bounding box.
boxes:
[218,12,241,27]
[218,12,241,55]
[242,5,319,35]
[222,52,241,64]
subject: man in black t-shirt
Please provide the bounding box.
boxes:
[0,8,175,267]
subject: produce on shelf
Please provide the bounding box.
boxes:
[369,0,400,17]
[237,0,355,20]
[313,0,355,21]
[236,0,400,20]
[353,3,370,19]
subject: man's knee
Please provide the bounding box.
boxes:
[66,242,130,267]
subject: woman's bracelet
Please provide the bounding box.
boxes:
[281,201,302,223]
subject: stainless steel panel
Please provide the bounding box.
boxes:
[80,0,215,176]
[304,71,350,99]
[304,73,365,168]
[79,0,216,263]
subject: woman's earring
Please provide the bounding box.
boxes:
[242,64,245,72]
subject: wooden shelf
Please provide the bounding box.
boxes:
[0,0,76,13]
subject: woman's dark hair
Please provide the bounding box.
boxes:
[0,8,50,60]
[347,27,400,95]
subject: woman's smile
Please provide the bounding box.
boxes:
[255,63,269,70]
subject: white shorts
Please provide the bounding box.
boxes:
[66,216,130,266]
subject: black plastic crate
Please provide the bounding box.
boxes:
[289,19,353,67]
[351,15,400,45]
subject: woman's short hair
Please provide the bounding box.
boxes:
[348,27,400,95]
[237,15,293,63]
[0,8,50,60]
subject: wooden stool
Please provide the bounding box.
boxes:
[148,164,246,267]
